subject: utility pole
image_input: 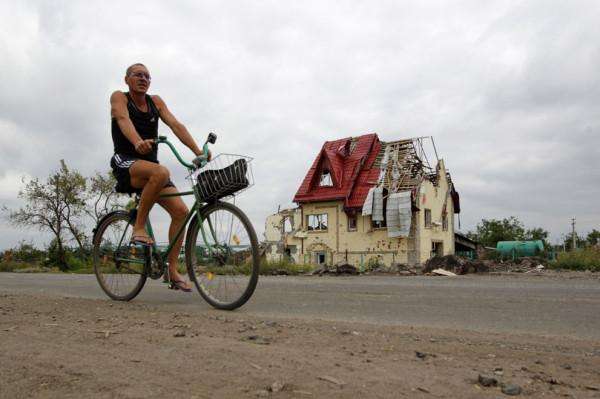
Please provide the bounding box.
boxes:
[571,217,576,251]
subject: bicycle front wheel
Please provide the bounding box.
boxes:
[92,211,147,301]
[185,201,259,310]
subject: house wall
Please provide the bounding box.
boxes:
[299,201,410,269]
[414,159,455,264]
[265,161,456,268]
[264,208,303,263]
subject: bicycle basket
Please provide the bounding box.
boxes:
[192,154,254,202]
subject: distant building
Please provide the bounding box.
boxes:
[265,133,460,268]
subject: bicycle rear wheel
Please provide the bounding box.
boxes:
[92,211,147,301]
[185,201,259,310]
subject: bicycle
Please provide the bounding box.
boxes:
[92,133,260,310]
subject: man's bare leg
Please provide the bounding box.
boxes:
[157,187,190,289]
[129,160,170,243]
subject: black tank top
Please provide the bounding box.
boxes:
[111,92,160,162]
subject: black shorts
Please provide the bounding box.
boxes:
[110,153,175,194]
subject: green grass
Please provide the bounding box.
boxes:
[199,260,314,276]
[549,248,600,271]
[2,258,315,277]
[259,260,314,275]
[0,261,60,273]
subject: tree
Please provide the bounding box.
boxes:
[562,232,586,251]
[525,227,550,248]
[472,217,525,247]
[86,171,122,225]
[59,161,88,254]
[586,229,600,247]
[8,160,87,269]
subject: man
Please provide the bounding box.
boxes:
[110,63,208,292]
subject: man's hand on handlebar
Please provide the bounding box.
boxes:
[134,139,155,155]
[192,150,212,168]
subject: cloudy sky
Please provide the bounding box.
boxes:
[1,0,599,250]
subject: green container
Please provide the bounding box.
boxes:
[496,240,544,258]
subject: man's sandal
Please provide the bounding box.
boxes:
[130,235,154,246]
[169,279,193,293]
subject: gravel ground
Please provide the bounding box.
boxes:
[1,293,600,398]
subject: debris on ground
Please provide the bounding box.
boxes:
[268,381,286,392]
[432,268,457,276]
[477,374,498,387]
[243,335,272,345]
[415,351,436,360]
[423,255,551,275]
[486,256,549,273]
[393,263,420,275]
[308,254,554,277]
[423,255,488,275]
[310,263,358,276]
[318,375,345,386]
[501,383,522,395]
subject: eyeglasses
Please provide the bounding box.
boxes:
[129,72,151,81]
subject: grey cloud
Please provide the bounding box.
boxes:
[1,0,599,249]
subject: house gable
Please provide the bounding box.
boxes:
[293,133,381,209]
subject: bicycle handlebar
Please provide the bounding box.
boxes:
[156,135,211,171]
[192,142,210,168]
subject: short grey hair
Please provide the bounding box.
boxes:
[126,63,147,76]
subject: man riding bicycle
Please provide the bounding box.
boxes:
[110,63,209,292]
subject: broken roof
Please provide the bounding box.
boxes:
[293,133,449,210]
[293,133,378,208]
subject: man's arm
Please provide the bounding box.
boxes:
[152,95,205,157]
[110,91,153,154]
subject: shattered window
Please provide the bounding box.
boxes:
[307,214,328,231]
[347,215,357,231]
[371,189,388,228]
[283,217,293,233]
[371,220,386,229]
[424,209,432,228]
[320,170,333,186]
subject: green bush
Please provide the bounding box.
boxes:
[65,254,92,271]
[366,256,386,271]
[1,241,45,263]
[550,248,600,271]
[0,261,32,272]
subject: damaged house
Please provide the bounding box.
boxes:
[264,133,460,268]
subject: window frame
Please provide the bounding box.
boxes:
[347,214,357,231]
[319,169,333,187]
[306,213,328,232]
[424,209,432,229]
[370,188,388,229]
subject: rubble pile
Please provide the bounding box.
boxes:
[423,255,548,275]
[310,263,359,276]
[309,256,549,277]
[484,256,547,273]
[423,255,488,275]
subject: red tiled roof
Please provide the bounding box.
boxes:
[293,133,381,209]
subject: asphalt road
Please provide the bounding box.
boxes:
[1,273,599,340]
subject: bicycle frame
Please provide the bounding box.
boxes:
[114,135,219,268]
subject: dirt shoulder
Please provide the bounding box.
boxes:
[1,293,600,399]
